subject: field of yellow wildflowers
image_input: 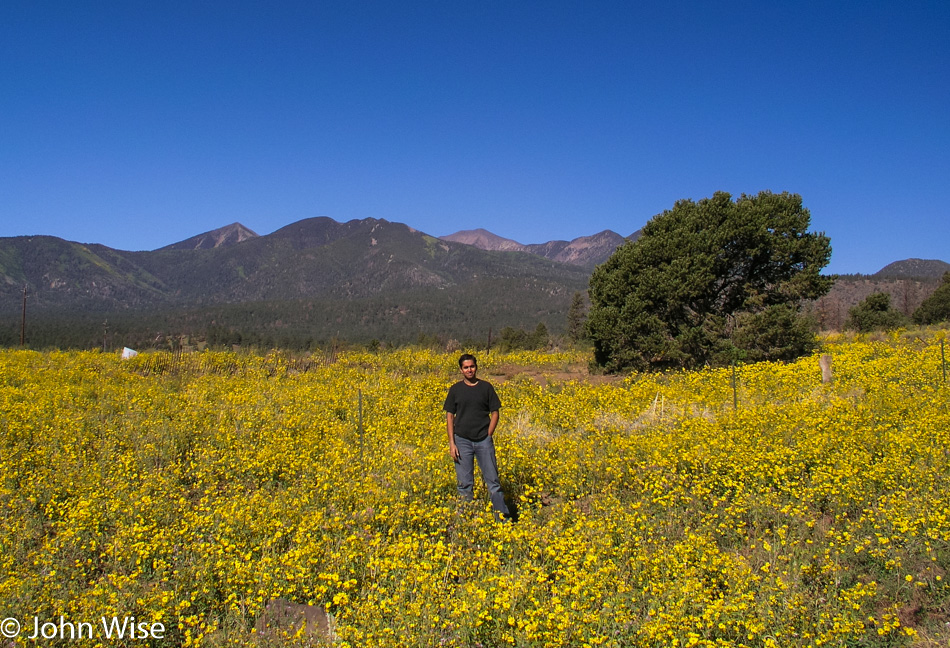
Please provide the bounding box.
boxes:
[1,332,949,647]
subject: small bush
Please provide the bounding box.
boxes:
[847,292,908,332]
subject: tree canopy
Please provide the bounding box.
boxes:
[567,291,587,344]
[587,191,832,372]
[495,323,550,352]
[847,292,908,332]
[913,272,950,325]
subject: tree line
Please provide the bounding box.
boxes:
[845,272,950,332]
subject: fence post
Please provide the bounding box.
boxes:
[731,361,738,410]
[358,389,365,477]
[20,284,27,346]
[819,354,833,385]
[942,339,947,383]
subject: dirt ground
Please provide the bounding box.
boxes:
[485,362,624,387]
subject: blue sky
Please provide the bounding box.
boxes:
[1,1,947,274]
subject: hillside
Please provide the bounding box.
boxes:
[0,218,590,348]
[873,258,950,279]
[0,235,168,309]
[810,275,941,330]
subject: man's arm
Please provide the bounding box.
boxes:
[446,412,460,460]
[487,410,499,437]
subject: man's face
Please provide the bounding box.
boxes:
[460,360,477,381]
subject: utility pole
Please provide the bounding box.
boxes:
[20,284,27,346]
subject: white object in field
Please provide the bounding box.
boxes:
[121,347,139,359]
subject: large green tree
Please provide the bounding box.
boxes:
[587,191,832,372]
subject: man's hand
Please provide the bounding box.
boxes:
[487,410,499,437]
[449,442,460,461]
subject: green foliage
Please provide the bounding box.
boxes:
[587,191,832,372]
[913,271,950,325]
[497,323,549,352]
[566,291,587,344]
[730,304,819,364]
[4,288,574,352]
[846,292,909,332]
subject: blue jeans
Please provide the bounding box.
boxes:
[454,435,510,518]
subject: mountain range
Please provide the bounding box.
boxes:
[439,228,638,268]
[0,217,946,349]
[0,218,595,348]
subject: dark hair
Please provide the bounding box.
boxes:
[458,353,477,368]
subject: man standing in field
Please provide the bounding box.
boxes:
[444,353,511,520]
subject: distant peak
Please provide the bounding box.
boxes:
[874,258,950,279]
[159,222,259,251]
[440,229,525,252]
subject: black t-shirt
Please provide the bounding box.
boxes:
[443,379,502,441]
